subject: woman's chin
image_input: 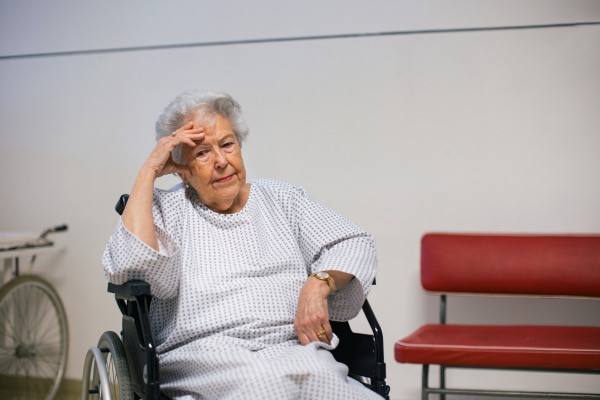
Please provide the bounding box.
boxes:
[194,177,247,213]
[207,192,242,213]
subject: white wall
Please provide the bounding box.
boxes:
[1,1,599,398]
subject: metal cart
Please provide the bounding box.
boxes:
[0,225,69,400]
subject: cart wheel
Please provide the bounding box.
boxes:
[0,275,69,400]
[87,331,133,400]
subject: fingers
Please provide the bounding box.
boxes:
[174,131,204,148]
[297,331,311,346]
[294,284,332,345]
[295,322,322,345]
[173,122,204,144]
[155,131,203,157]
[181,135,202,148]
[165,122,204,150]
[172,121,195,135]
[315,320,332,344]
[323,321,333,343]
[295,322,331,345]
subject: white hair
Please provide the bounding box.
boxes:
[155,89,249,163]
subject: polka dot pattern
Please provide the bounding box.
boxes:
[102,179,380,399]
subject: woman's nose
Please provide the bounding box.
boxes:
[214,149,228,169]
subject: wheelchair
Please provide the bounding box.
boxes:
[82,195,390,400]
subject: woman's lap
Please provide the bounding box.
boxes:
[159,340,382,399]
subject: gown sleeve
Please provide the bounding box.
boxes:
[102,189,182,299]
[288,185,377,321]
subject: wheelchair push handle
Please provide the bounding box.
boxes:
[115,194,130,216]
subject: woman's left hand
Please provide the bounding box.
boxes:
[294,277,333,345]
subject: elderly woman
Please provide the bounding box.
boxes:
[103,89,380,400]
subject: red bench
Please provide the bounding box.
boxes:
[395,234,600,399]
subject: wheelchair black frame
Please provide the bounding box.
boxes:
[109,280,390,400]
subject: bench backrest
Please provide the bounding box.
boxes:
[421,234,600,298]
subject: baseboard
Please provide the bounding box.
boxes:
[0,375,81,400]
[57,378,82,399]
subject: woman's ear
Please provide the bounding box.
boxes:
[177,173,190,188]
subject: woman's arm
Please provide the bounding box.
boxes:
[294,270,354,345]
[283,185,376,345]
[122,122,203,250]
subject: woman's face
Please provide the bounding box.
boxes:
[180,113,247,213]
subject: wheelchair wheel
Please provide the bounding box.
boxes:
[0,275,69,400]
[88,331,133,400]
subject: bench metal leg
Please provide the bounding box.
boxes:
[422,364,430,400]
[440,366,446,400]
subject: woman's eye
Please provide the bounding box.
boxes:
[223,142,234,148]
[197,150,207,157]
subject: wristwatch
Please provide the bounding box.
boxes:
[310,271,334,293]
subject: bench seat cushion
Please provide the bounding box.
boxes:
[395,324,600,370]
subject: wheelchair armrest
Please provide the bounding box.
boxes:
[108,281,152,300]
[362,299,384,361]
[331,298,387,380]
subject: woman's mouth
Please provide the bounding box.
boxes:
[213,174,234,183]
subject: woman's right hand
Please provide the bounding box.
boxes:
[144,122,205,180]
[122,122,204,251]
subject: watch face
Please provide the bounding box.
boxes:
[316,271,329,279]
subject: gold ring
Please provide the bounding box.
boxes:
[317,329,326,338]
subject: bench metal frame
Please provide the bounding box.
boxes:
[421,295,600,400]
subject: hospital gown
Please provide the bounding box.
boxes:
[103,179,381,399]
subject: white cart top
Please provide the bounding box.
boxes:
[0,232,39,250]
[0,232,66,259]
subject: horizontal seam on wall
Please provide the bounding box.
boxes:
[1,21,599,61]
